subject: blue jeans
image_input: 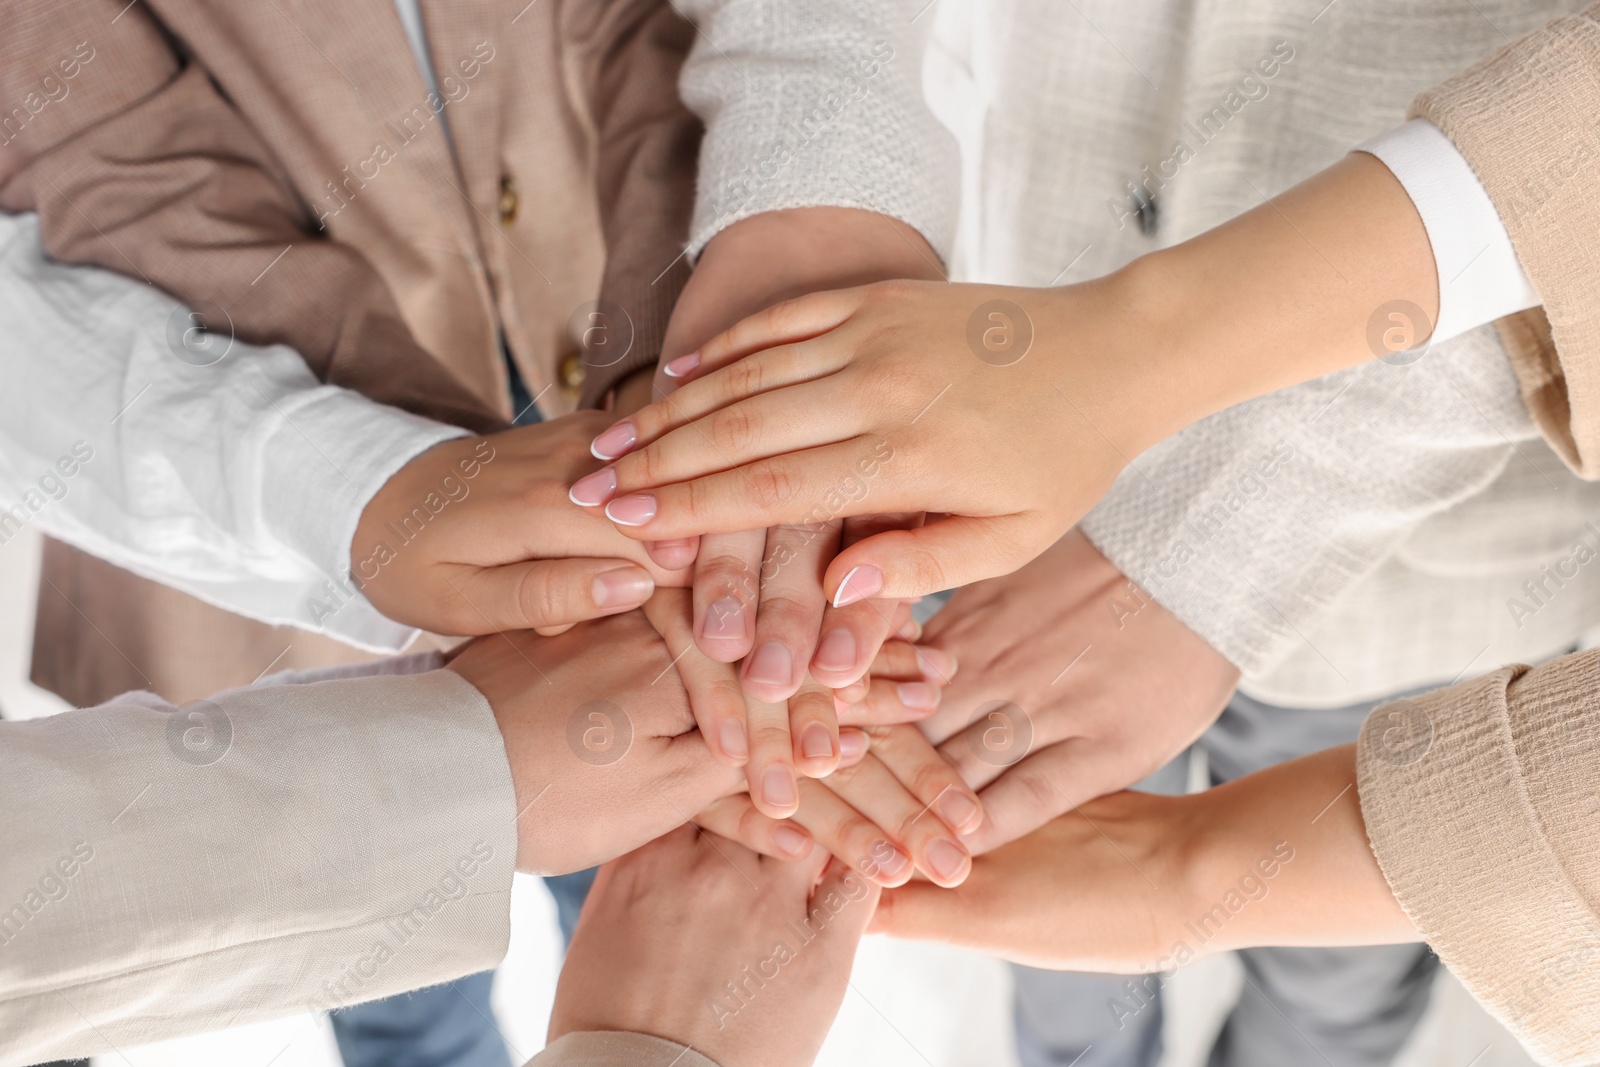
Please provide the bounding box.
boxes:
[329,869,597,1067]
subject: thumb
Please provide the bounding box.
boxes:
[448,558,654,633]
[825,514,1044,605]
[871,876,987,944]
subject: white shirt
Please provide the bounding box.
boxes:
[0,211,465,651]
[1359,118,1541,348]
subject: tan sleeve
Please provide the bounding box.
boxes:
[0,0,503,434]
[1357,650,1600,1066]
[565,0,700,407]
[1409,4,1600,476]
[526,1031,721,1067]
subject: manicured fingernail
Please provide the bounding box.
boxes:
[592,567,653,607]
[937,792,980,832]
[568,467,617,507]
[915,648,957,681]
[839,729,868,762]
[718,718,748,761]
[590,421,637,460]
[701,596,746,640]
[761,766,797,810]
[896,681,940,710]
[604,493,657,526]
[663,351,700,378]
[772,823,811,858]
[874,843,912,881]
[813,628,857,672]
[744,641,793,688]
[832,565,884,608]
[925,838,970,882]
[800,722,835,760]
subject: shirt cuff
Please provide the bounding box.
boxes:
[257,386,467,633]
[529,1032,721,1067]
[1358,119,1541,348]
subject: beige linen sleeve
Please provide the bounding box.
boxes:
[1410,4,1600,475]
[1357,650,1600,1066]
[525,1032,721,1066]
[0,668,518,1066]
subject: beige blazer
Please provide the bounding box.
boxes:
[0,0,698,705]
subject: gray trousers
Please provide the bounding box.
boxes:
[1011,689,1438,1067]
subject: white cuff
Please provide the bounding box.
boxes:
[256,387,467,642]
[1358,119,1540,348]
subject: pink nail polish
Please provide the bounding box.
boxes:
[568,467,618,507]
[604,493,657,527]
[832,564,885,608]
[663,351,700,378]
[590,420,637,460]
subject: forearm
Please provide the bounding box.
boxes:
[1180,745,1415,959]
[0,213,461,650]
[1093,152,1439,457]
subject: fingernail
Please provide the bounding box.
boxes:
[772,823,811,858]
[604,493,657,527]
[925,838,970,882]
[663,351,700,378]
[592,567,654,607]
[700,596,746,640]
[897,617,923,641]
[896,681,940,710]
[915,648,957,681]
[874,843,912,881]
[813,628,857,672]
[937,791,981,832]
[744,641,793,688]
[590,420,637,460]
[719,718,748,761]
[568,467,617,507]
[832,565,885,608]
[800,722,835,760]
[761,766,797,810]
[838,729,868,762]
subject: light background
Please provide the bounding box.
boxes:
[0,524,1537,1067]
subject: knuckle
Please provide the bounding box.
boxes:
[752,723,791,751]
[518,569,568,625]
[709,404,760,454]
[746,460,799,513]
[723,356,767,400]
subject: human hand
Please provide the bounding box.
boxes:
[572,275,1152,602]
[587,207,945,771]
[873,745,1414,968]
[577,154,1442,605]
[354,412,688,635]
[645,589,952,813]
[697,686,983,889]
[548,826,877,1067]
[916,530,1239,854]
[443,609,739,874]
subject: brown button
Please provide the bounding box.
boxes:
[559,352,587,390]
[497,175,518,227]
